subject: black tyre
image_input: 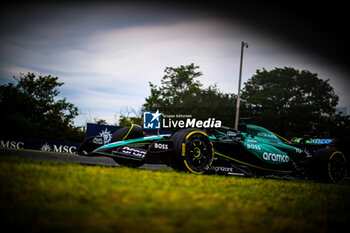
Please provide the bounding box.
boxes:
[310,149,347,183]
[111,124,145,168]
[111,124,144,142]
[171,128,214,174]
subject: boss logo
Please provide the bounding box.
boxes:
[154,143,169,150]
[246,143,261,150]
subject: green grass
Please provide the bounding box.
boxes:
[0,157,349,233]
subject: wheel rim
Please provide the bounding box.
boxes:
[328,152,347,182]
[184,135,213,173]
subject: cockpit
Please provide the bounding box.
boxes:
[206,124,284,144]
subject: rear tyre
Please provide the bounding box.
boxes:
[170,128,214,174]
[310,149,347,183]
[111,124,145,168]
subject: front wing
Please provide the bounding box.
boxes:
[78,136,174,165]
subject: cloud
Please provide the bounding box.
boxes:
[1,3,349,125]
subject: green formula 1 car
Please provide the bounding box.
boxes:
[78,124,347,183]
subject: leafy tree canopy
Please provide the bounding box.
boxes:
[117,106,142,126]
[144,63,236,126]
[93,118,108,125]
[0,73,84,141]
[144,65,349,155]
[118,116,142,127]
[240,67,345,138]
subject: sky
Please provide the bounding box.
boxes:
[1,1,349,126]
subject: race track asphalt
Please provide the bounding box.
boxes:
[0,148,170,171]
[1,148,349,184]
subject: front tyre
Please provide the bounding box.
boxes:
[111,124,144,142]
[171,128,214,174]
[110,124,145,168]
[310,149,347,183]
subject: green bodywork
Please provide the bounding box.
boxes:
[97,135,169,151]
[95,125,304,167]
[241,125,303,164]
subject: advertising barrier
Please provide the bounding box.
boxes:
[0,123,171,154]
[0,136,81,154]
[86,123,121,144]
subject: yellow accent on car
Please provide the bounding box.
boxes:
[184,160,205,174]
[193,147,201,158]
[185,130,208,140]
[209,142,214,167]
[122,124,134,140]
[182,130,214,174]
[328,151,347,182]
[182,143,186,156]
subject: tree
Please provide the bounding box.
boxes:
[240,67,340,138]
[117,106,142,126]
[118,116,142,126]
[93,118,108,125]
[144,63,203,112]
[144,63,236,126]
[0,73,84,142]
